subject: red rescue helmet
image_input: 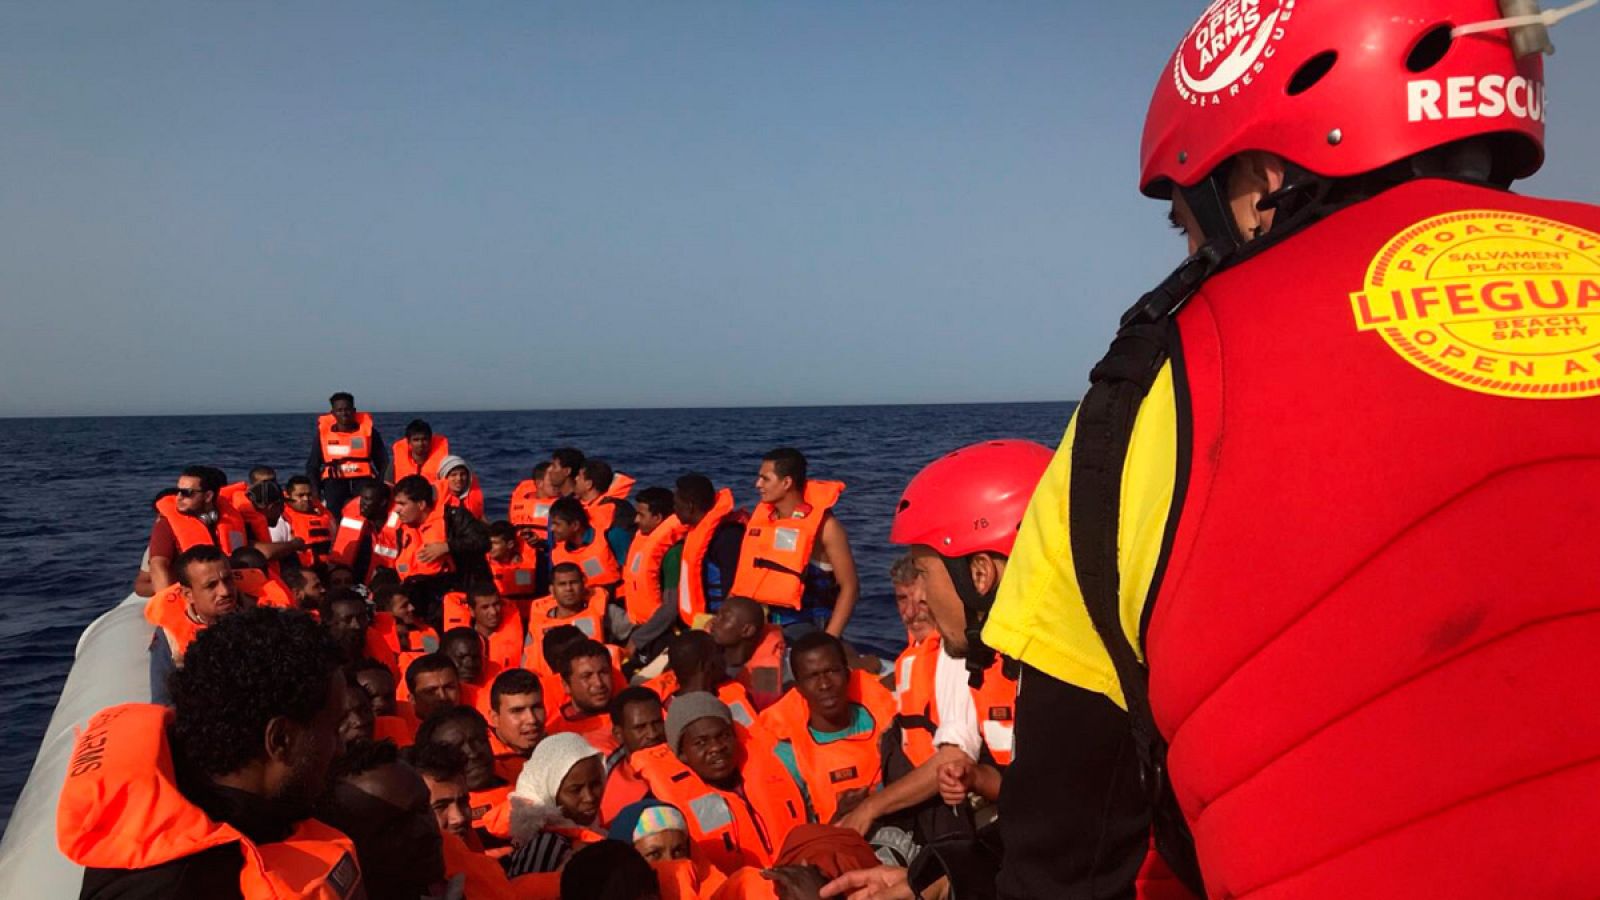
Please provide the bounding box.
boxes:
[1139,0,1547,198]
[890,440,1054,559]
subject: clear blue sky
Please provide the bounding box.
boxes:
[3,2,1597,416]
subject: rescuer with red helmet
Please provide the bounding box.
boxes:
[983,1,1600,898]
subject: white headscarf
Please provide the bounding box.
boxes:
[509,733,603,842]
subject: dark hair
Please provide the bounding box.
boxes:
[393,475,435,505]
[372,583,410,609]
[560,840,657,900]
[170,608,342,777]
[405,653,457,693]
[367,567,400,593]
[667,631,719,681]
[552,447,586,473]
[490,668,541,712]
[531,461,551,479]
[581,459,615,493]
[635,487,675,519]
[285,475,313,492]
[330,737,400,781]
[762,447,808,492]
[674,474,715,513]
[245,480,282,508]
[440,627,481,654]
[414,705,489,749]
[548,496,588,529]
[465,579,500,601]
[174,545,227,587]
[487,520,519,543]
[404,419,433,440]
[560,638,611,680]
[247,465,278,484]
[720,595,763,629]
[320,587,368,621]
[550,561,584,581]
[791,630,848,670]
[179,465,223,495]
[351,657,393,680]
[280,565,314,592]
[329,392,355,407]
[229,546,270,572]
[358,481,392,503]
[409,740,467,783]
[609,685,662,722]
[541,625,587,675]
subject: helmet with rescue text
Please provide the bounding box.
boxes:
[1143,0,1565,251]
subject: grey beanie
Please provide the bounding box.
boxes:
[665,691,733,752]
[435,454,470,482]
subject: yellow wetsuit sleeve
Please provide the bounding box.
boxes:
[981,361,1178,710]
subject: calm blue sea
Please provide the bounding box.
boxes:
[0,402,1073,828]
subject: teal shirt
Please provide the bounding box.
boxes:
[772,704,875,821]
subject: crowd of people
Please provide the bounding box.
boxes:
[63,393,1040,900]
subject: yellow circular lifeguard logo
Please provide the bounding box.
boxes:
[1349,210,1600,399]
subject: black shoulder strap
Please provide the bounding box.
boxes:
[1067,244,1227,897]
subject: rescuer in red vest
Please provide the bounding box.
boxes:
[979,3,1600,898]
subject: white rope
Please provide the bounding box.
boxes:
[1452,0,1598,38]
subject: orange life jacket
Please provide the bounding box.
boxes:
[551,528,621,590]
[731,481,844,611]
[369,613,438,694]
[238,572,297,611]
[731,626,787,712]
[631,742,806,873]
[142,584,206,663]
[546,704,619,755]
[469,781,514,843]
[373,713,414,748]
[281,502,334,566]
[440,830,516,900]
[318,412,377,480]
[507,480,558,539]
[653,858,730,900]
[57,703,362,899]
[329,499,399,578]
[892,633,943,768]
[584,473,636,531]
[441,473,486,520]
[154,494,250,556]
[622,516,689,626]
[758,669,896,824]
[488,545,540,601]
[218,482,273,543]
[479,604,527,673]
[678,489,738,625]
[394,503,452,580]
[523,588,611,674]
[391,434,450,483]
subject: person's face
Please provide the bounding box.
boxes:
[491,690,545,754]
[894,578,934,635]
[634,829,691,863]
[708,605,753,649]
[909,547,973,656]
[407,432,432,461]
[174,474,210,516]
[263,500,284,526]
[421,771,472,839]
[338,679,375,744]
[792,646,849,721]
[564,654,612,714]
[678,717,737,785]
[551,570,586,609]
[445,638,484,685]
[471,593,503,632]
[755,461,791,504]
[294,571,326,610]
[411,668,461,721]
[488,534,516,561]
[384,590,416,624]
[673,492,699,526]
[614,701,666,754]
[183,559,237,623]
[249,469,277,486]
[286,482,316,513]
[430,719,495,791]
[336,763,445,897]
[635,506,664,534]
[548,457,572,489]
[331,398,358,427]
[555,756,605,826]
[547,515,578,545]
[273,671,346,819]
[328,567,357,591]
[358,487,390,521]
[446,466,470,494]
[356,667,398,717]
[573,470,595,497]
[392,492,427,527]
[326,600,370,655]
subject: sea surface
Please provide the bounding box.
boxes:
[0,402,1073,830]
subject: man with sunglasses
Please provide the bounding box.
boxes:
[147,466,251,592]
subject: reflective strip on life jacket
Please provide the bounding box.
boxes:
[488,549,540,599]
[524,589,609,674]
[394,504,451,580]
[390,434,450,483]
[730,480,844,611]
[622,516,689,626]
[281,503,334,566]
[892,634,942,768]
[507,480,556,538]
[759,669,895,824]
[732,625,787,712]
[630,742,805,874]
[678,489,737,624]
[318,412,376,480]
[551,528,620,588]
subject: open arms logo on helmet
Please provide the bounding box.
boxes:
[1173,0,1294,106]
[1350,211,1600,399]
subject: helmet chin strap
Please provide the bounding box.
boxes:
[940,554,998,687]
[1178,163,1244,254]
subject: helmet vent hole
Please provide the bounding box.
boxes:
[1286,51,1337,96]
[1406,25,1454,73]
[897,500,911,513]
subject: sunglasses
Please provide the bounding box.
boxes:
[175,487,206,498]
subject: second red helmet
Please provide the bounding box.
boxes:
[890,439,1055,559]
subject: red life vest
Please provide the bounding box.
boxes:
[329,499,399,579]
[623,516,689,625]
[1136,181,1600,898]
[551,528,621,590]
[523,588,611,673]
[678,488,738,625]
[731,625,787,712]
[630,742,806,873]
[218,482,273,543]
[757,670,896,824]
[391,434,450,483]
[892,633,943,768]
[281,502,334,566]
[154,495,250,556]
[317,412,377,480]
[731,481,844,611]
[57,704,362,899]
[394,504,452,580]
[507,480,558,539]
